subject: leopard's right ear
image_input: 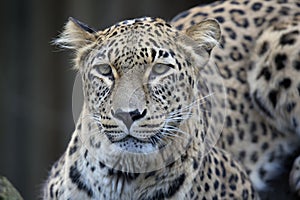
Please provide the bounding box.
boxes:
[54,17,97,50]
[185,19,221,53]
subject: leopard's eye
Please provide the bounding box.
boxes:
[151,63,173,76]
[95,64,113,76]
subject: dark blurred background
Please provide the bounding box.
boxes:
[0,0,217,199]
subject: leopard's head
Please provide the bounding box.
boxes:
[56,17,221,172]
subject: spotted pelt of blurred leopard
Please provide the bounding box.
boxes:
[171,0,300,198]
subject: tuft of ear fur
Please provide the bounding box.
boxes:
[54,17,97,50]
[185,19,221,52]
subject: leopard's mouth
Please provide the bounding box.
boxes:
[104,123,181,153]
[106,131,166,147]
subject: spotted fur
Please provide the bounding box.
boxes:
[171,0,300,198]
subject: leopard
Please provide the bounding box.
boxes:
[171,0,300,198]
[248,19,300,197]
[43,17,258,199]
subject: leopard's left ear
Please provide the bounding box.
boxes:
[54,17,97,50]
[185,19,221,52]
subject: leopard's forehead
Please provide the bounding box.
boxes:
[116,17,166,26]
[90,17,181,73]
[100,17,178,41]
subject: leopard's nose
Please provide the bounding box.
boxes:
[112,109,147,130]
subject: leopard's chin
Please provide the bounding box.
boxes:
[111,135,166,154]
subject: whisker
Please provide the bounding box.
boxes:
[154,134,167,146]
[166,114,192,121]
[81,113,101,119]
[163,125,189,137]
[79,129,103,137]
[81,116,103,125]
[165,93,214,125]
[170,93,214,115]
[161,131,186,140]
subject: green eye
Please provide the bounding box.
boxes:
[95,64,113,76]
[152,63,172,76]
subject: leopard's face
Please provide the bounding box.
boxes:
[57,17,220,172]
[83,20,193,154]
